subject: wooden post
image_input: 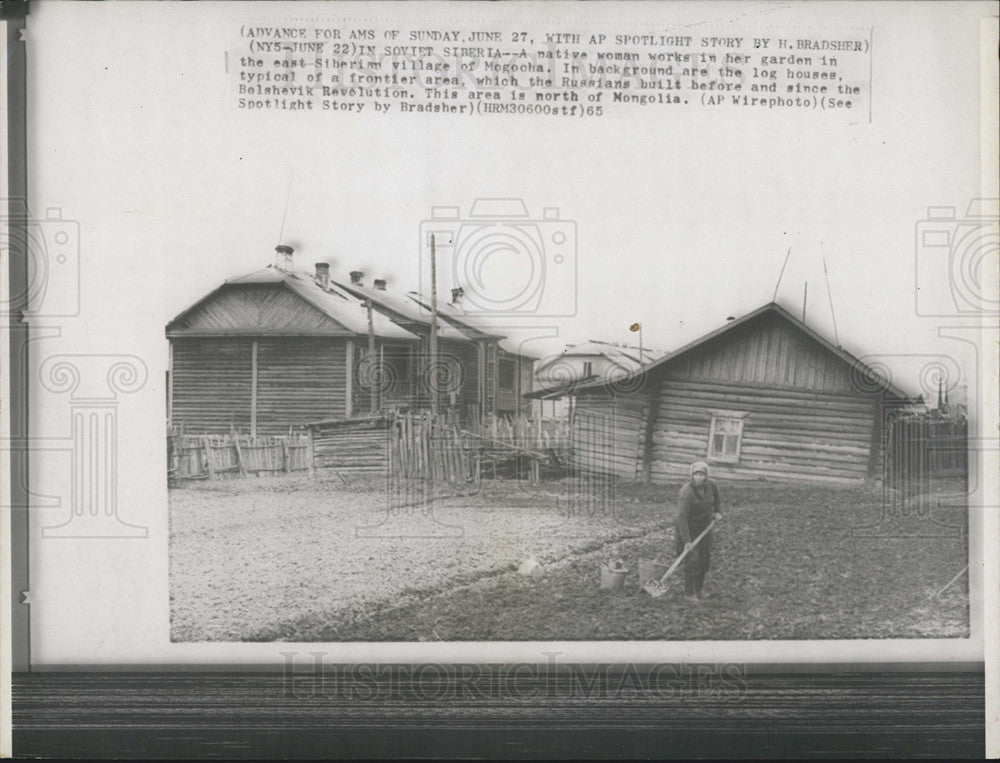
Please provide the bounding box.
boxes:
[429,234,439,419]
[307,427,316,480]
[640,381,661,483]
[203,436,215,480]
[282,438,290,473]
[167,341,174,422]
[250,339,258,436]
[367,301,377,415]
[232,434,246,477]
[345,340,354,419]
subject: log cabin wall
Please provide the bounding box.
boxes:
[309,417,390,477]
[570,389,649,480]
[170,336,351,435]
[648,312,879,485]
[255,337,348,434]
[170,338,254,434]
[648,378,876,484]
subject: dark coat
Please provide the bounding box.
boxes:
[675,478,720,544]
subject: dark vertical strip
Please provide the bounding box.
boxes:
[6,3,31,670]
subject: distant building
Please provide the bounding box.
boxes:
[526,340,660,418]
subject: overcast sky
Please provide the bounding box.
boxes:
[28,0,993,403]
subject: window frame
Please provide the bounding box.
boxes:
[706,409,750,464]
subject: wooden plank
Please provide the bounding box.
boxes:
[250,339,258,436]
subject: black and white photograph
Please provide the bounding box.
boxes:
[2,0,997,757]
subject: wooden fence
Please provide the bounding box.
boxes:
[168,433,311,482]
[307,413,570,484]
[884,415,967,496]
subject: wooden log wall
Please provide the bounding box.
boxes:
[170,339,253,434]
[309,417,391,477]
[649,378,877,485]
[570,392,647,480]
[256,338,347,434]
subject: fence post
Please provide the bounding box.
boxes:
[203,436,215,480]
[232,434,246,477]
[307,429,315,479]
[282,438,290,473]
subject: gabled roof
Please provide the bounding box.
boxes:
[572,302,918,401]
[332,279,471,341]
[535,340,662,375]
[166,267,419,341]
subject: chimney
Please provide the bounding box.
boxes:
[349,270,364,286]
[314,262,330,289]
[275,244,294,272]
[373,278,387,291]
[450,286,464,306]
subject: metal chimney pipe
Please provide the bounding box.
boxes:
[314,262,330,288]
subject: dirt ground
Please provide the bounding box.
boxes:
[169,475,969,641]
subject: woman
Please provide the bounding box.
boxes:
[674,461,722,600]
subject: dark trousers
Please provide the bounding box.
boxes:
[674,524,713,595]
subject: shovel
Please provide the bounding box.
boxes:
[643,519,717,598]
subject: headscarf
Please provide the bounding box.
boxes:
[690,460,709,477]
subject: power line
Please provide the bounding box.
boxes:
[822,242,841,347]
[772,246,791,302]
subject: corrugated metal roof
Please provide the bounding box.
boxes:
[405,293,507,340]
[332,279,471,341]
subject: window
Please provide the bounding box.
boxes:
[707,411,748,463]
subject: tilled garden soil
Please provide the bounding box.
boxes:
[170,476,969,641]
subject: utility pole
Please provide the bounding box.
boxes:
[629,322,643,366]
[367,298,377,415]
[429,233,439,419]
[802,281,808,323]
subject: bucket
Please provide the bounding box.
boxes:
[638,559,668,586]
[600,563,629,591]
